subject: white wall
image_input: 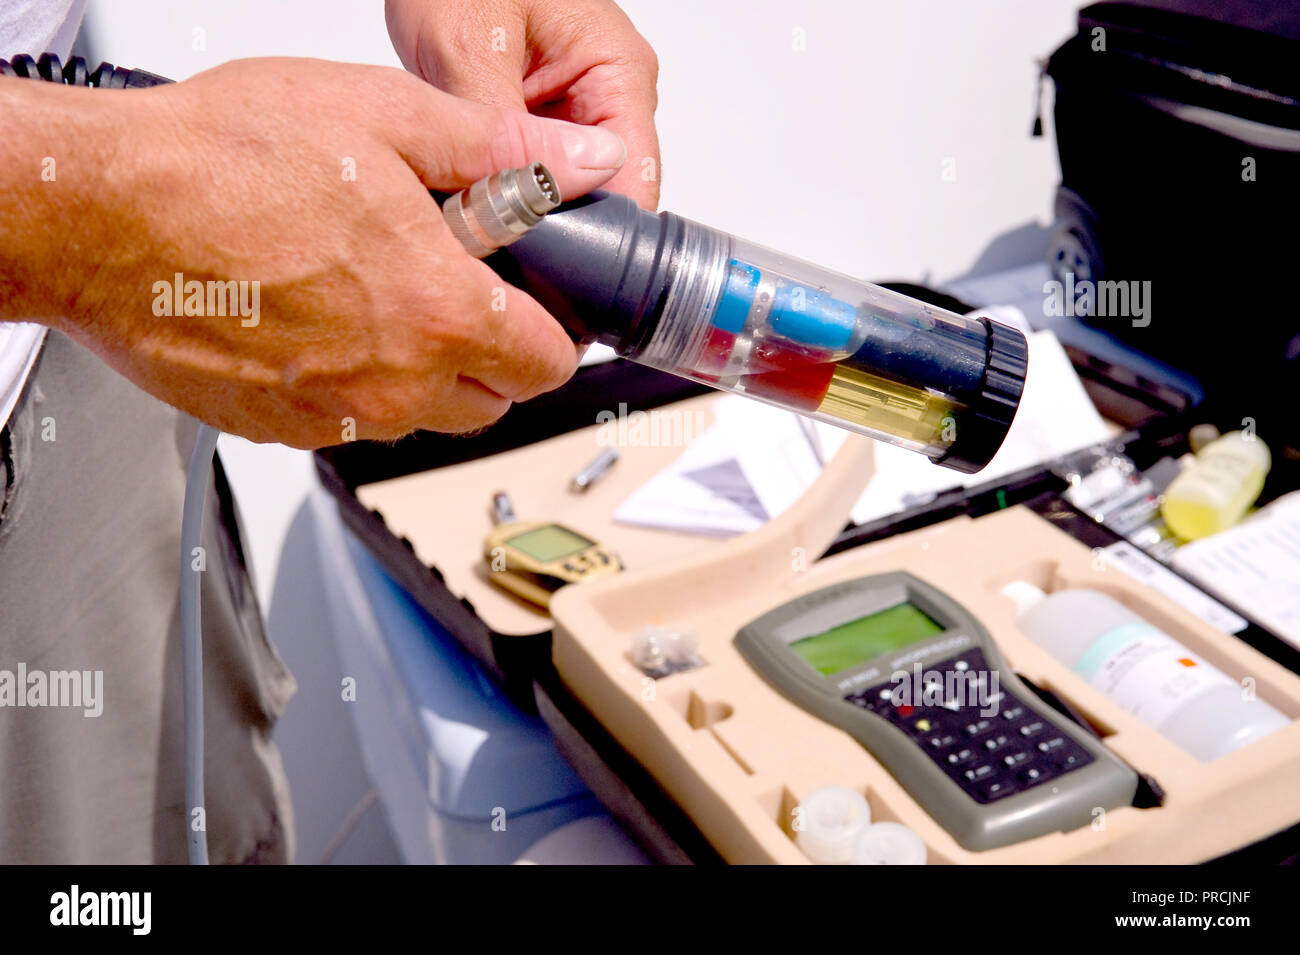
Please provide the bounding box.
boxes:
[640,0,1075,283]
[86,0,1075,284]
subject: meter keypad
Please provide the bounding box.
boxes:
[845,648,1094,804]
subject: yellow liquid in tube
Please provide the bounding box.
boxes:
[816,363,957,451]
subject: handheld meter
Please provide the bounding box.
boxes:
[484,492,622,609]
[735,572,1139,851]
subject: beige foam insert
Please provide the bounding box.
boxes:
[356,394,741,635]
[548,451,1300,863]
[354,391,1300,863]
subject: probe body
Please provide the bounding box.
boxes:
[471,185,1027,473]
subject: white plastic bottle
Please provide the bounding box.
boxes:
[1002,583,1289,762]
[1161,430,1270,540]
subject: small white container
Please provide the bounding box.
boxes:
[1002,583,1289,762]
[853,822,927,865]
[795,786,871,864]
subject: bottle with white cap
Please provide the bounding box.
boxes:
[1001,582,1289,762]
[794,786,871,864]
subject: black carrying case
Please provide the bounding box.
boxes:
[315,350,1300,864]
[1041,0,1300,456]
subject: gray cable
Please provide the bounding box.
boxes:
[180,423,220,865]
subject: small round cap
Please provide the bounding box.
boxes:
[1000,580,1047,618]
[853,822,927,865]
[795,786,871,864]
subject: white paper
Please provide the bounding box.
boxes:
[1102,540,1248,635]
[613,411,765,536]
[1171,493,1300,647]
[613,397,849,537]
[715,397,847,522]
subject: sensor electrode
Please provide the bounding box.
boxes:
[446,170,1029,473]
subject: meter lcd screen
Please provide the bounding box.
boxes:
[791,602,945,675]
[505,525,593,562]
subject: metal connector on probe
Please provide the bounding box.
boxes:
[442,161,561,258]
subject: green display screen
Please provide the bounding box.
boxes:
[790,602,945,675]
[506,525,593,563]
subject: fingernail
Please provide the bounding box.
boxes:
[561,125,626,171]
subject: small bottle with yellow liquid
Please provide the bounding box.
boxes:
[1161,431,1270,540]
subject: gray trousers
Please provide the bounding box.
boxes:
[0,331,297,863]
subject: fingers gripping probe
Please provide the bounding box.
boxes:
[190,167,561,864]
[1,50,559,863]
[183,167,561,865]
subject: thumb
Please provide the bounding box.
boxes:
[389,82,627,201]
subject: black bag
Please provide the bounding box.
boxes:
[1041,1,1300,451]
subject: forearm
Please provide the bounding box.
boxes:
[0,79,129,325]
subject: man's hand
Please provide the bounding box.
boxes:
[386,0,660,209]
[2,58,627,448]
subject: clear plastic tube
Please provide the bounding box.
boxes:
[471,182,1027,474]
[636,224,1011,466]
